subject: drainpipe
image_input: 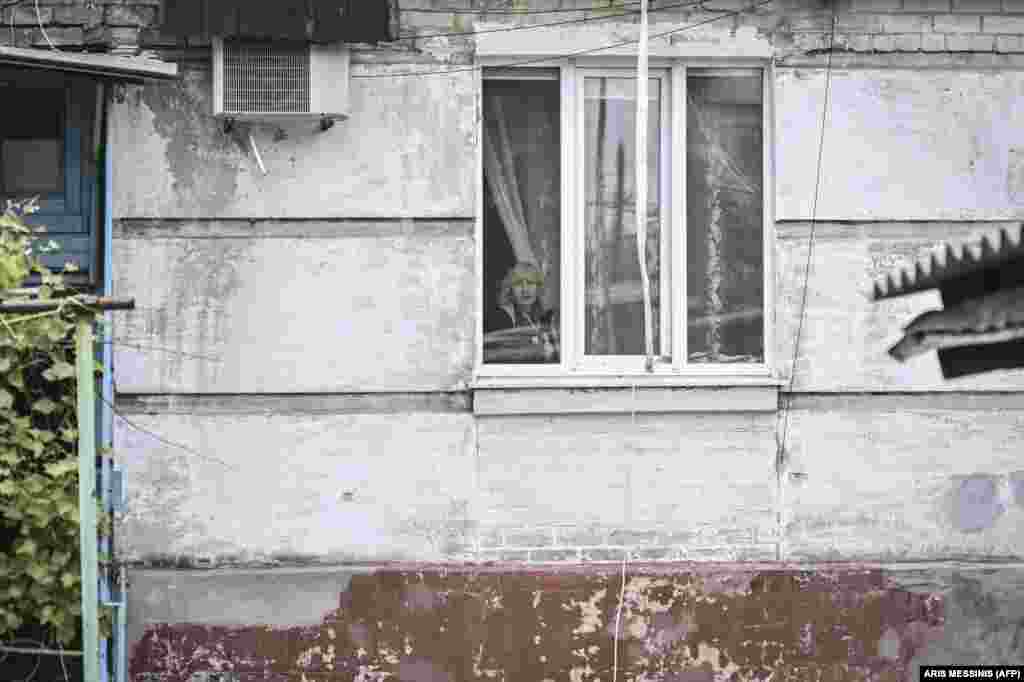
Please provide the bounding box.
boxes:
[95,79,112,682]
[100,82,129,682]
[635,0,654,371]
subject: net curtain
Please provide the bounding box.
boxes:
[482,84,561,312]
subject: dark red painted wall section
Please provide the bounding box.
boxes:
[129,565,949,682]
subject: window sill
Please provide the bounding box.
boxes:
[472,373,781,416]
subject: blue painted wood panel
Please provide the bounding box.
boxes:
[1,68,97,277]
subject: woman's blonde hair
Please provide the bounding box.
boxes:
[497,261,546,310]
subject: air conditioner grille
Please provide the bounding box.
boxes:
[222,41,310,114]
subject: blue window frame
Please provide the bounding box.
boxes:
[0,67,97,279]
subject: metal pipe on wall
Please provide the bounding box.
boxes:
[635,0,654,370]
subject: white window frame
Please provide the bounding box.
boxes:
[473,52,776,389]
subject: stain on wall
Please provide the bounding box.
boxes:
[139,66,243,217]
[129,566,954,682]
[128,561,950,679]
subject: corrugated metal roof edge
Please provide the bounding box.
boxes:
[870,222,1024,301]
[0,46,178,81]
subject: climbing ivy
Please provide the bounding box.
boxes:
[0,199,108,646]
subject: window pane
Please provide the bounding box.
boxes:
[482,79,561,365]
[0,87,64,196]
[583,76,663,356]
[686,70,763,363]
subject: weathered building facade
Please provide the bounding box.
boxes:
[5,0,1024,679]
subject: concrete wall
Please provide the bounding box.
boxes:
[96,0,1024,679]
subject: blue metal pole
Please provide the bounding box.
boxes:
[96,79,112,682]
[100,82,128,682]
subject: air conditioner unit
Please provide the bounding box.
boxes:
[211,37,350,123]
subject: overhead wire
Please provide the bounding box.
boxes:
[774,0,837,560]
[353,0,776,79]
[401,1,650,14]
[397,0,707,42]
[97,393,240,472]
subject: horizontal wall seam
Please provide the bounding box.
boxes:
[121,559,1024,574]
[113,218,474,239]
[114,390,1024,415]
[777,56,1024,69]
[780,391,1024,410]
[116,392,473,415]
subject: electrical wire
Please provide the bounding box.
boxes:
[398,0,706,42]
[611,550,628,682]
[33,0,55,50]
[0,639,44,682]
[354,0,775,79]
[97,393,240,472]
[401,1,649,14]
[774,0,837,560]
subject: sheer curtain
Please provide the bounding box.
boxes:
[686,70,764,363]
[482,83,560,310]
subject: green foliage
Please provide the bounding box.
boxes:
[0,199,106,645]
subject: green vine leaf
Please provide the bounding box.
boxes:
[15,539,37,557]
[31,398,58,415]
[43,360,75,381]
[0,199,102,645]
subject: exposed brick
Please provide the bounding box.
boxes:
[478,549,529,562]
[788,12,834,31]
[503,528,553,548]
[105,5,157,28]
[6,6,53,25]
[969,33,997,49]
[902,0,952,9]
[632,546,683,561]
[892,32,924,48]
[933,13,982,31]
[608,529,661,546]
[16,25,83,46]
[529,548,579,563]
[945,33,996,49]
[873,33,899,49]
[477,526,504,549]
[558,525,609,547]
[792,32,830,51]
[981,15,1024,32]
[995,35,1024,51]
[952,0,1001,10]
[83,25,139,48]
[835,13,886,31]
[851,0,902,9]
[921,32,948,49]
[52,6,99,25]
[659,530,699,545]
[579,548,631,562]
[881,14,932,31]
[835,32,875,50]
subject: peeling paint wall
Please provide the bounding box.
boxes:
[776,69,1024,221]
[125,565,1024,681]
[112,222,475,393]
[99,0,1024,679]
[111,62,476,219]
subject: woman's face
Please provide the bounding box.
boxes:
[510,272,541,309]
